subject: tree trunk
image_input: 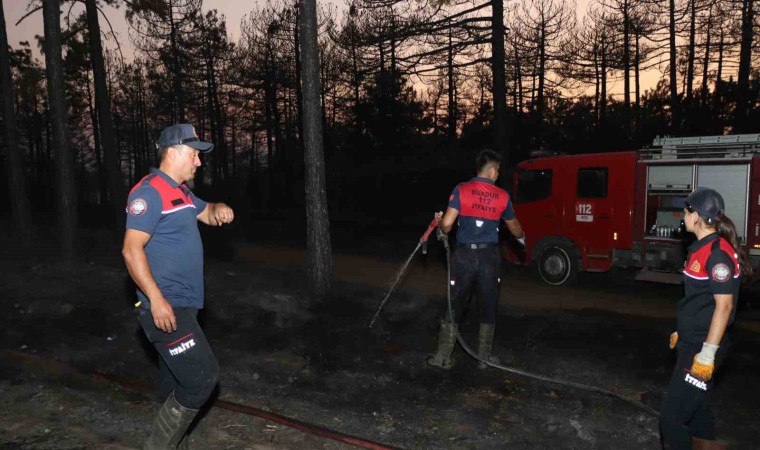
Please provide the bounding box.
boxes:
[128,97,136,183]
[203,37,226,183]
[379,41,385,74]
[686,0,696,100]
[168,0,185,122]
[735,0,754,132]
[669,0,680,132]
[491,0,509,161]
[600,42,607,126]
[447,27,456,140]
[205,61,218,182]
[264,35,276,213]
[298,0,333,299]
[537,25,546,138]
[623,0,631,133]
[272,79,283,205]
[85,74,105,204]
[716,29,724,87]
[701,8,712,105]
[514,39,523,114]
[635,30,641,130]
[0,0,34,248]
[530,60,536,108]
[85,0,123,226]
[390,38,396,78]
[264,76,274,213]
[294,8,304,151]
[42,0,76,264]
[594,43,600,125]
[28,99,39,182]
[231,120,236,178]
[350,31,360,113]
[211,66,226,180]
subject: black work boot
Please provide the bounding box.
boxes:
[144,392,198,450]
[478,323,500,370]
[427,320,457,369]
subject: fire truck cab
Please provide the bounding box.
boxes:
[506,134,760,285]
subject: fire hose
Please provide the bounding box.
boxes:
[371,219,660,418]
[5,350,399,450]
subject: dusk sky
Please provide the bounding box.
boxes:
[4,0,654,97]
[4,0,254,53]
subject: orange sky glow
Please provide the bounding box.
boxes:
[4,0,667,101]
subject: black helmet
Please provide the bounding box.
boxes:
[684,187,725,222]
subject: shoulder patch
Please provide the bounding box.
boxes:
[128,198,148,216]
[711,263,730,283]
[690,260,701,273]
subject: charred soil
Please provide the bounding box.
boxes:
[1,221,759,449]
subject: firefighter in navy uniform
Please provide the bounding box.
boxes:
[660,187,752,450]
[428,150,525,370]
[122,124,234,450]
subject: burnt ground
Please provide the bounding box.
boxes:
[1,218,760,450]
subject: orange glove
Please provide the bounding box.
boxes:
[669,331,678,350]
[690,342,719,381]
[690,357,714,381]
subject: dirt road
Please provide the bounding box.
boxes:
[234,242,721,320]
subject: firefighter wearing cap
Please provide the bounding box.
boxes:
[122,123,234,449]
[427,149,525,370]
[660,187,751,450]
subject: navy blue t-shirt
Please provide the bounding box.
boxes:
[448,177,515,244]
[125,168,208,309]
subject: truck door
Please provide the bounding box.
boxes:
[513,167,558,263]
[569,167,613,271]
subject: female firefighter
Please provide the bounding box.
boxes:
[660,187,753,450]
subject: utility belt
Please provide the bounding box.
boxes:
[457,242,498,250]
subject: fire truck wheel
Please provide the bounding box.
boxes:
[536,244,579,286]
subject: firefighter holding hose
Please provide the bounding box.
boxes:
[660,187,752,450]
[427,149,525,370]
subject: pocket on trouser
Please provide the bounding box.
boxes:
[480,247,501,285]
[148,310,218,408]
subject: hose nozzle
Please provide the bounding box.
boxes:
[420,217,439,252]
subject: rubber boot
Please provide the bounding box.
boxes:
[692,437,727,450]
[144,392,198,450]
[427,320,457,369]
[477,323,500,370]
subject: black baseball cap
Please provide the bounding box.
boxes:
[684,187,725,221]
[157,124,214,153]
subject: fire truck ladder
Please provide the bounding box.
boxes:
[640,134,760,161]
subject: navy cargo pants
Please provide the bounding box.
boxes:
[660,340,728,449]
[138,307,218,409]
[446,244,501,325]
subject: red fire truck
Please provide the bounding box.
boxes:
[505,134,760,285]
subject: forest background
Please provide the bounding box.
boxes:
[0,0,758,282]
